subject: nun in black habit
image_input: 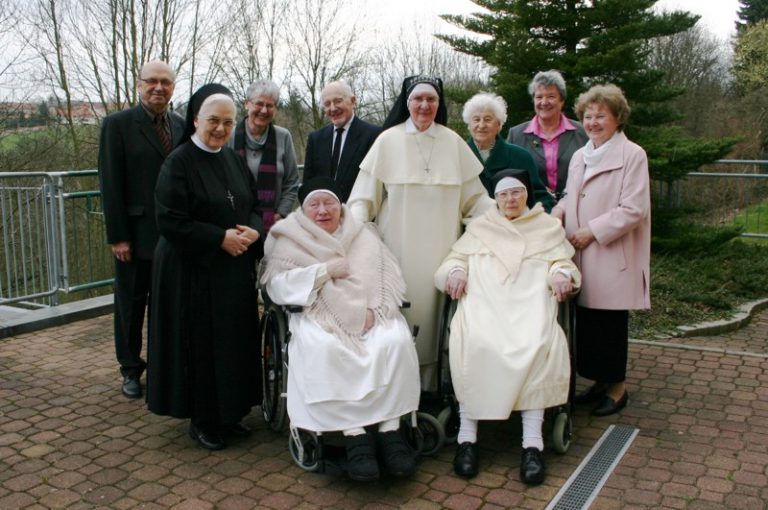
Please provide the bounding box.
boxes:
[147,83,263,450]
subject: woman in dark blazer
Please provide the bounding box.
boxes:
[507,70,588,199]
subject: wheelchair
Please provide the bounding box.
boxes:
[259,293,429,473]
[423,295,575,455]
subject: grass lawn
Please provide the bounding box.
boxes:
[630,235,768,339]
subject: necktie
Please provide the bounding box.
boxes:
[154,114,173,154]
[331,127,344,178]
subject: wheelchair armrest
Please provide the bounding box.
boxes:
[401,301,411,309]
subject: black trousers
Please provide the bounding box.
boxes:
[114,258,151,377]
[575,306,629,384]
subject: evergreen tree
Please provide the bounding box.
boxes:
[736,0,768,32]
[439,0,736,186]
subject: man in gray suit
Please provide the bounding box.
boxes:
[98,60,185,399]
[303,81,381,202]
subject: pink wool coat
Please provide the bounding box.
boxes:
[553,131,650,310]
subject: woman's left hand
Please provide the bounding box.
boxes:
[568,227,595,250]
[235,224,260,246]
[551,273,573,303]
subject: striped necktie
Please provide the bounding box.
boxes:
[154,113,172,154]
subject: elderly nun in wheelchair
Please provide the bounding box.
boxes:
[434,169,580,485]
[260,176,420,482]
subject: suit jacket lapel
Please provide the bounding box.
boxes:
[337,117,362,173]
[134,105,166,156]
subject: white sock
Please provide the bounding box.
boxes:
[521,409,544,451]
[378,418,400,433]
[457,403,478,444]
[343,427,366,437]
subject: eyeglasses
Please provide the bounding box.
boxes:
[409,96,438,105]
[248,100,276,110]
[139,77,174,87]
[205,117,235,129]
[496,189,526,200]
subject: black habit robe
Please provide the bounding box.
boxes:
[148,141,263,426]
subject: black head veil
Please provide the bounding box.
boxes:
[181,83,234,143]
[382,75,447,130]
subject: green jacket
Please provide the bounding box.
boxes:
[467,135,555,212]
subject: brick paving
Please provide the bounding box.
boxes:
[1,311,767,509]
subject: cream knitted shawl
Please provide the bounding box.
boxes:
[260,206,407,348]
[452,203,574,283]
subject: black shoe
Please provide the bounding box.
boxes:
[592,391,628,417]
[520,447,545,485]
[453,441,479,478]
[189,423,225,450]
[220,423,251,438]
[377,430,416,477]
[121,374,142,399]
[345,434,380,482]
[574,383,606,405]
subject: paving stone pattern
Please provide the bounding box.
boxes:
[1,312,768,509]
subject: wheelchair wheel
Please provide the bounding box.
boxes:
[436,298,457,401]
[415,411,445,456]
[437,404,459,445]
[261,303,288,432]
[289,428,321,471]
[551,410,572,454]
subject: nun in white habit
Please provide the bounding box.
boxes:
[435,169,580,485]
[260,176,420,482]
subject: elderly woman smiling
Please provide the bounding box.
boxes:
[348,76,493,388]
[552,84,651,418]
[435,169,579,484]
[464,92,554,210]
[230,79,299,235]
[148,84,263,451]
[508,70,588,199]
[261,177,420,482]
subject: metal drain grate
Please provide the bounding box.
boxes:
[545,424,639,510]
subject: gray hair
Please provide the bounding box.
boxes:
[245,79,280,103]
[462,92,508,125]
[528,70,567,100]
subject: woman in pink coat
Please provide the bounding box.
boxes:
[551,84,650,417]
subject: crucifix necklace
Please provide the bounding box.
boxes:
[225,189,235,210]
[413,134,435,173]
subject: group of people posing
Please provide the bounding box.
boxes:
[98,60,650,485]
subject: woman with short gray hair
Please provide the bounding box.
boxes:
[463,92,553,210]
[230,79,299,245]
[507,70,587,199]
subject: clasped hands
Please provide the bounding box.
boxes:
[221,224,260,256]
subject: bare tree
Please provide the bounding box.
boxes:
[285,0,367,133]
[648,23,731,138]
[363,22,490,125]
[208,0,289,101]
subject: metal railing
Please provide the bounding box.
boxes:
[0,170,113,307]
[655,160,768,239]
[0,160,766,308]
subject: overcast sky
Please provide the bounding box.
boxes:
[368,0,740,41]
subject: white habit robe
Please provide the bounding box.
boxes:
[434,205,581,419]
[348,120,494,386]
[267,264,420,432]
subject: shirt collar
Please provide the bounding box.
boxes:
[405,117,438,136]
[524,114,576,137]
[191,133,221,153]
